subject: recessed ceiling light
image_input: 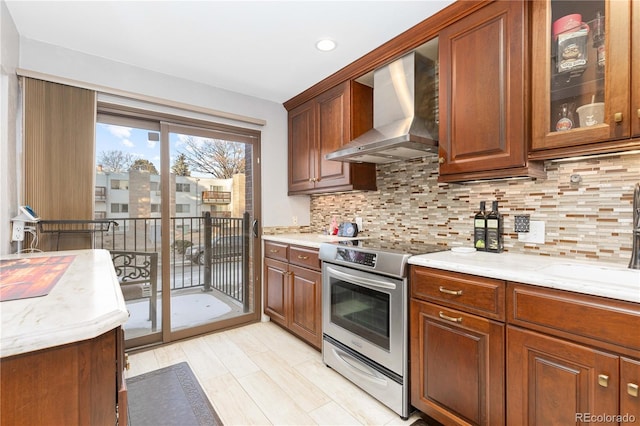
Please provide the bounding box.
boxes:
[316,39,337,52]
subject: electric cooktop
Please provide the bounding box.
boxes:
[319,239,446,278]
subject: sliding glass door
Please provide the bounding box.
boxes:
[163,122,258,341]
[96,111,261,348]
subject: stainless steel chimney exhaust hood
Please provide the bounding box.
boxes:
[326,51,438,164]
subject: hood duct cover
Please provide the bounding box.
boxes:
[326,51,438,164]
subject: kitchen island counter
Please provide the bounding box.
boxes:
[0,249,128,358]
[409,250,640,304]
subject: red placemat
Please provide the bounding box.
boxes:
[0,255,76,302]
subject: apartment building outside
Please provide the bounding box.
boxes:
[94,168,246,233]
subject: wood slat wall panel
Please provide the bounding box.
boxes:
[23,78,96,251]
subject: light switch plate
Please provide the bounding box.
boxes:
[518,220,545,244]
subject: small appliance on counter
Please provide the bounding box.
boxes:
[337,222,358,237]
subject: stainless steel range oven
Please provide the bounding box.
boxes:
[319,240,443,419]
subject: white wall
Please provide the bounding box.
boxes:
[0,0,20,255]
[2,32,310,254]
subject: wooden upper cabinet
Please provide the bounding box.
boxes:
[438,0,544,182]
[287,81,376,195]
[288,100,316,193]
[530,0,640,159]
[314,83,352,190]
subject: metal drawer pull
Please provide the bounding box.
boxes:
[628,383,639,398]
[614,112,623,123]
[439,311,463,323]
[269,249,279,253]
[439,286,463,296]
[598,374,609,387]
[297,255,309,260]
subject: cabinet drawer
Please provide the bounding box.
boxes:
[508,283,640,357]
[289,245,320,271]
[411,266,505,320]
[264,241,289,262]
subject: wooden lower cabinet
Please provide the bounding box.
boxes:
[410,298,505,425]
[507,326,619,425]
[506,283,640,425]
[289,264,322,347]
[264,242,322,349]
[410,267,640,426]
[1,327,126,426]
[264,257,288,325]
[621,357,640,423]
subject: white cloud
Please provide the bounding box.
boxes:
[122,139,134,148]
[106,124,132,139]
[148,140,157,149]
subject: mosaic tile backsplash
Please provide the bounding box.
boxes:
[303,152,640,266]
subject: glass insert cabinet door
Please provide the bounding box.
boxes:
[531,0,633,152]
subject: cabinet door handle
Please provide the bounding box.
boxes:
[598,374,609,387]
[628,383,639,398]
[439,286,463,296]
[438,157,445,164]
[439,311,463,323]
[269,249,279,254]
[614,112,623,123]
[297,255,309,260]
[637,109,640,119]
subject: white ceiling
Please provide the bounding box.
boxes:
[5,0,455,104]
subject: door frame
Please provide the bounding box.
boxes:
[97,104,262,347]
[160,121,262,343]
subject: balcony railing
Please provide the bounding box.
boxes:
[36,214,250,307]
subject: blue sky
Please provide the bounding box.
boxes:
[96,123,162,168]
[96,123,209,177]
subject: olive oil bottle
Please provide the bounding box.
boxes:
[473,201,487,251]
[486,201,504,253]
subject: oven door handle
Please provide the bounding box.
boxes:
[326,266,396,290]
[332,346,388,386]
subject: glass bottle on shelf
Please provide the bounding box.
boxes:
[592,11,605,76]
[556,103,574,131]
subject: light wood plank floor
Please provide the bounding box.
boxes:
[126,321,423,426]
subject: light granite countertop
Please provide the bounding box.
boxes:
[262,233,366,248]
[409,250,640,304]
[1,249,129,358]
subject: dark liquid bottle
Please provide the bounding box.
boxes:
[486,201,504,253]
[474,201,487,251]
[593,11,605,75]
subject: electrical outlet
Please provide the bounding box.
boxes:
[292,216,298,225]
[518,220,545,244]
[12,222,25,242]
[355,217,363,232]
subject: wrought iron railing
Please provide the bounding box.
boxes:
[39,214,249,305]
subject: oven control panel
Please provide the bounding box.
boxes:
[336,248,376,268]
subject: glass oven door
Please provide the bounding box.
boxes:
[322,263,406,375]
[330,280,390,350]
